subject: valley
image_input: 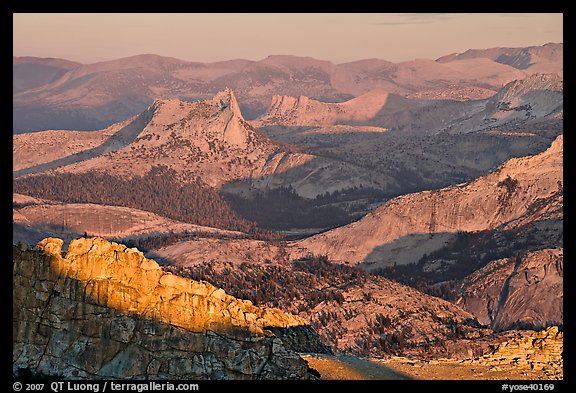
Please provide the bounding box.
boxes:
[12,42,563,381]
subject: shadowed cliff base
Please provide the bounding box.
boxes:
[13,237,327,379]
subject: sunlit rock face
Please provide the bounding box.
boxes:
[470,326,563,375]
[13,237,320,380]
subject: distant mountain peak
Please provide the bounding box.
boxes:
[255,89,390,127]
[436,43,563,71]
[490,73,563,113]
[502,73,563,93]
[148,88,245,123]
[142,90,252,152]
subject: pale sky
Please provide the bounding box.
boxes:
[13,13,563,64]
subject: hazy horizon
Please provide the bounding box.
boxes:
[13,13,563,64]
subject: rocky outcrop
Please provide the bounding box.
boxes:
[496,73,563,99]
[13,237,319,380]
[469,326,563,377]
[212,87,249,148]
[442,73,563,134]
[48,89,278,187]
[456,249,563,331]
[484,73,563,120]
[254,89,389,127]
[13,88,281,188]
[490,326,562,363]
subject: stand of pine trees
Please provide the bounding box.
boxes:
[13,165,275,239]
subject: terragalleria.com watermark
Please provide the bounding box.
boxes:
[12,382,199,393]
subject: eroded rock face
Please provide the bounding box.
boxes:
[470,326,563,377]
[456,249,563,331]
[491,326,563,363]
[13,237,314,380]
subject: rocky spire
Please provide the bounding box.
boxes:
[213,87,244,120]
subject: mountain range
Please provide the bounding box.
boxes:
[13,43,562,132]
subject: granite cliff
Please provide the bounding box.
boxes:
[455,248,563,331]
[13,237,325,379]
